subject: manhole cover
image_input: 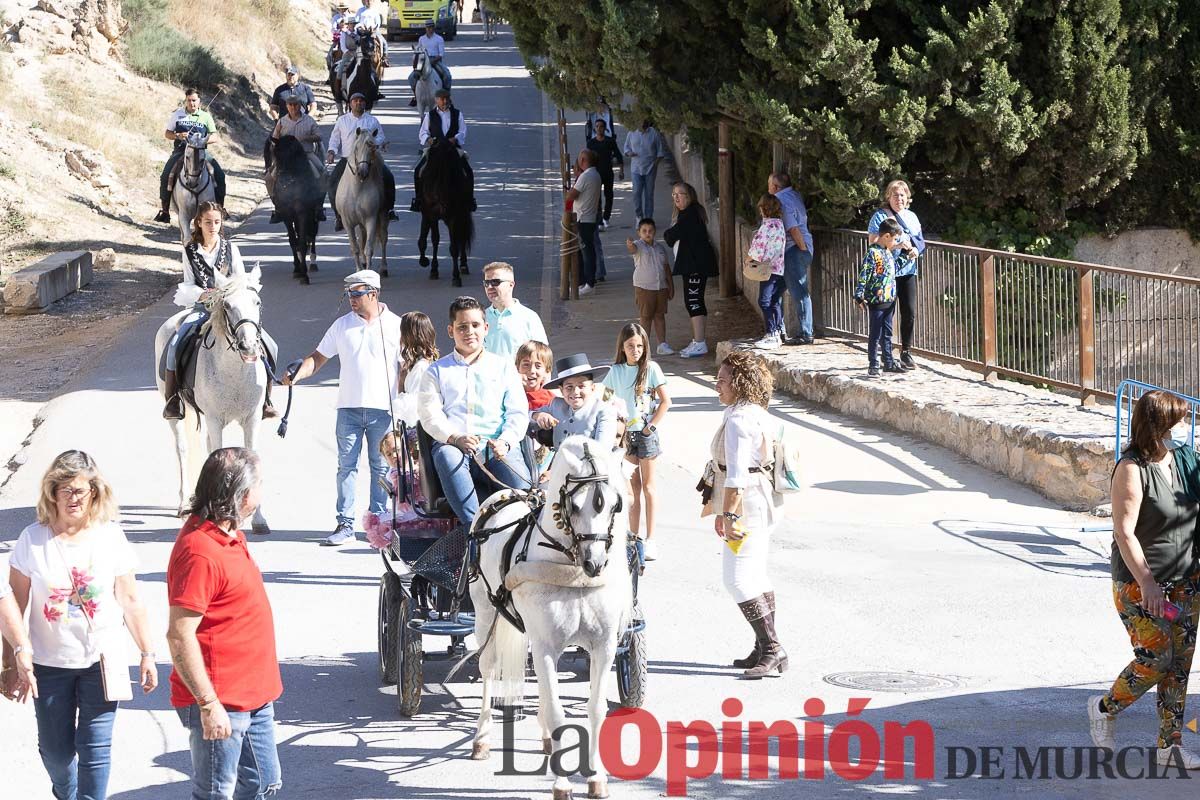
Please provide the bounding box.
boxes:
[822,671,960,692]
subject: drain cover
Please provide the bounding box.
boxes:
[822,671,960,692]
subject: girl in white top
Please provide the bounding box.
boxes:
[3,450,158,800]
[710,351,787,679]
[394,310,440,427]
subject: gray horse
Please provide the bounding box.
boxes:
[172,130,217,246]
[413,49,444,126]
[335,129,390,276]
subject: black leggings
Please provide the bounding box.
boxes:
[684,274,707,317]
[896,274,917,350]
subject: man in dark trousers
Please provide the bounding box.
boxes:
[411,88,476,211]
[587,118,623,228]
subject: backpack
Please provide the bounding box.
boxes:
[770,423,804,494]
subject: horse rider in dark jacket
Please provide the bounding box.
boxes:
[411,89,475,211]
[155,88,227,223]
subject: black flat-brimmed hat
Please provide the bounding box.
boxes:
[544,354,609,390]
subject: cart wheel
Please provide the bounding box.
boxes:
[378,572,401,684]
[615,609,647,708]
[396,595,424,716]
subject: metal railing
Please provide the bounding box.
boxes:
[814,228,1200,404]
[1114,380,1200,462]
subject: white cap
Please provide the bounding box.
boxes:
[343,269,380,290]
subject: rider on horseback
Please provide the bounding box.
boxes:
[162,201,278,420]
[155,88,227,224]
[327,92,398,230]
[268,94,328,224]
[412,88,475,212]
[407,19,451,106]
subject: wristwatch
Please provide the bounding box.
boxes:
[12,645,26,656]
[643,425,656,436]
[722,512,742,522]
[140,652,157,660]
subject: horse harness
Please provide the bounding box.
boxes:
[471,442,622,633]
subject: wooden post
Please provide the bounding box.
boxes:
[1078,266,1097,406]
[560,210,578,300]
[771,141,785,174]
[980,253,998,382]
[717,120,737,298]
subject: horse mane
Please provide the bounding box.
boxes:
[544,435,627,498]
[273,135,309,171]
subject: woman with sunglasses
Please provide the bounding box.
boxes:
[2,450,158,800]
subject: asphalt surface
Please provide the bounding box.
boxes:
[1,19,1194,800]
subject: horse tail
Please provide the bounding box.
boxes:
[490,609,528,708]
[462,209,475,256]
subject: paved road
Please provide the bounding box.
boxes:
[0,21,1188,800]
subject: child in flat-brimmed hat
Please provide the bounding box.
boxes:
[530,354,620,452]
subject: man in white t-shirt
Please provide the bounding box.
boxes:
[284,270,402,545]
[566,148,602,294]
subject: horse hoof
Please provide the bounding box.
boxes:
[429,271,439,280]
[452,276,463,288]
[292,271,304,280]
[419,256,430,267]
[471,742,490,760]
[379,269,388,278]
[461,263,470,275]
[552,789,573,800]
[587,779,609,799]
[251,523,271,536]
[543,737,553,755]
[309,263,319,272]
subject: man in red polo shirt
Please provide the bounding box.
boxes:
[165,447,283,799]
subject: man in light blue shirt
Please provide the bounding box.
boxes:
[623,120,668,224]
[768,172,815,344]
[418,296,532,525]
[481,262,548,358]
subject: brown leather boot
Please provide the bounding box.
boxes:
[163,369,184,420]
[732,591,775,668]
[262,380,278,419]
[744,599,788,679]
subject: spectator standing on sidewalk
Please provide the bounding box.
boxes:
[1089,390,1200,769]
[625,218,675,355]
[853,218,904,377]
[747,194,788,350]
[587,119,624,228]
[583,96,615,142]
[167,447,284,800]
[283,270,403,546]
[663,182,718,358]
[868,179,925,369]
[623,120,668,224]
[482,261,548,358]
[767,173,814,346]
[566,149,602,295]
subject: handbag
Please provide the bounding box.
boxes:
[743,260,772,282]
[56,539,133,702]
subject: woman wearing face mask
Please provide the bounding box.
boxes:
[531,354,618,450]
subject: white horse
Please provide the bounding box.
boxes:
[172,131,216,247]
[335,128,389,276]
[470,437,633,800]
[413,48,443,126]
[153,274,271,534]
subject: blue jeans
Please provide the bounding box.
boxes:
[757,273,787,336]
[783,247,814,340]
[631,166,657,221]
[868,302,896,368]
[431,440,532,527]
[335,407,393,527]
[33,662,117,800]
[177,702,281,800]
[594,224,607,280]
[578,221,598,287]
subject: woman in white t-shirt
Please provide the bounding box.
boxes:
[602,323,672,562]
[0,574,37,701]
[2,450,158,800]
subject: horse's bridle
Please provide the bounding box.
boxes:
[545,441,621,561]
[181,135,210,194]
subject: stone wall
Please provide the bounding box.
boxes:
[1074,228,1200,279]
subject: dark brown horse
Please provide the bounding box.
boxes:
[418,139,474,287]
[264,135,324,284]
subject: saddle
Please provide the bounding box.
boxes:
[157,315,278,416]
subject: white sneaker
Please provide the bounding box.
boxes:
[1157,745,1200,770]
[600,219,608,230]
[1087,695,1116,750]
[579,284,594,296]
[656,342,675,356]
[641,539,657,562]
[680,340,708,358]
[752,333,781,350]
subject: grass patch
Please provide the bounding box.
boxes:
[124,0,228,87]
[0,161,13,180]
[0,201,29,237]
[169,0,322,77]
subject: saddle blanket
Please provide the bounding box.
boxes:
[503,560,618,591]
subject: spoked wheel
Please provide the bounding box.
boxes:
[378,572,401,684]
[615,607,647,708]
[396,594,424,716]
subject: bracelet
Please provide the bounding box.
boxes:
[197,695,219,708]
[140,652,156,660]
[722,512,742,521]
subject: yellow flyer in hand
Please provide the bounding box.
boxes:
[725,521,750,554]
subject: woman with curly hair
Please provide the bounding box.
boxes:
[708,350,786,678]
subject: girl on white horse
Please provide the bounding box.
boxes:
[162,201,277,421]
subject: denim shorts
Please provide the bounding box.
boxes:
[626,427,662,459]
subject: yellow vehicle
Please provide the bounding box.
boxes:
[387,0,458,41]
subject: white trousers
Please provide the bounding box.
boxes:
[721,482,779,603]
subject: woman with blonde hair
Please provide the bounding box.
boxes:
[707,351,786,678]
[1089,390,1200,767]
[1,450,158,800]
[868,179,925,369]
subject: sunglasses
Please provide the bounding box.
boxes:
[344,288,376,298]
[482,279,510,288]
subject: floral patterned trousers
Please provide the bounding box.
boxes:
[1103,572,1200,747]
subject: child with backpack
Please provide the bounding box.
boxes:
[603,322,672,561]
[854,217,905,377]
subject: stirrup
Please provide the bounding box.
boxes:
[163,395,184,420]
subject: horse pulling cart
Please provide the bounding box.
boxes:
[375,424,648,717]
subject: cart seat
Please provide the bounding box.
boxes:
[414,423,455,519]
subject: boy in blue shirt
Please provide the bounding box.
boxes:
[854,218,905,377]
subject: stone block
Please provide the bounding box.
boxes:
[3,251,93,314]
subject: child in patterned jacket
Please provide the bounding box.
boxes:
[854,217,904,377]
